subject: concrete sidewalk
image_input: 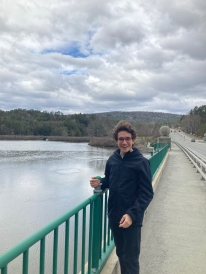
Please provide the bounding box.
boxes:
[140,143,206,274]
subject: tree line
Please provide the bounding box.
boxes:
[0,109,167,137]
[1,106,205,139]
[0,108,179,138]
[0,109,114,137]
[180,105,206,137]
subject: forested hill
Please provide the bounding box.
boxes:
[93,111,182,123]
[0,109,181,137]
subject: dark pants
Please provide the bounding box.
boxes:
[109,219,141,274]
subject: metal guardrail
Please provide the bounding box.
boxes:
[0,143,169,274]
[149,143,169,179]
[172,141,206,180]
[0,190,114,274]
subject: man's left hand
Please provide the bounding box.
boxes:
[119,214,132,228]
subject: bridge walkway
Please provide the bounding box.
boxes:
[140,142,206,274]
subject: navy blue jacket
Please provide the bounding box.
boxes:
[101,147,153,226]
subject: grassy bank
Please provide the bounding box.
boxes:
[88,137,154,154]
[88,137,117,147]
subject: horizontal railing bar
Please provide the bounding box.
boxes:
[172,141,206,180]
[0,194,99,268]
[172,141,206,166]
[177,142,206,163]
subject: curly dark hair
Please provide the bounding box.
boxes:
[112,120,137,141]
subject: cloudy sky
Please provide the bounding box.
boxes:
[0,0,206,115]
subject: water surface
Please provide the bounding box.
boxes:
[0,140,113,254]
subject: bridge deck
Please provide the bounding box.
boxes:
[140,143,206,274]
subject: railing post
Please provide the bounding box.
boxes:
[1,266,7,274]
[91,194,102,272]
[23,250,29,274]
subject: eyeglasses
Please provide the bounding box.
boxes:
[117,137,132,142]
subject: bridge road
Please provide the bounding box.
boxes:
[140,143,206,274]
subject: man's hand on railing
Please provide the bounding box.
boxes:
[90,176,101,188]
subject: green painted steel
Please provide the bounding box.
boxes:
[92,196,102,271]
[53,227,58,274]
[39,237,45,274]
[23,250,29,274]
[64,219,70,274]
[73,213,78,274]
[88,202,94,274]
[149,143,169,178]
[1,266,7,274]
[0,192,115,274]
[81,208,86,274]
[103,192,108,253]
[0,143,168,274]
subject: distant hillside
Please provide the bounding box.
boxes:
[0,108,181,138]
[92,111,182,123]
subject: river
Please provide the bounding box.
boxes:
[0,140,114,255]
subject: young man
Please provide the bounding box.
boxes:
[90,120,153,274]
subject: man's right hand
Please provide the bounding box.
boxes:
[90,177,101,188]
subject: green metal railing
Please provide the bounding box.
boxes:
[0,190,114,274]
[0,143,169,274]
[149,143,169,178]
[153,142,166,152]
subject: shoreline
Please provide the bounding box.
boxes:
[0,135,153,154]
[0,135,90,142]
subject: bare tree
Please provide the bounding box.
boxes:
[181,114,201,135]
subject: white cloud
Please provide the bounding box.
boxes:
[0,0,206,115]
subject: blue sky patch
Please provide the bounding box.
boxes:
[42,41,90,58]
[60,70,88,76]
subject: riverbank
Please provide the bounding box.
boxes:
[0,135,154,154]
[88,136,154,154]
[0,135,90,142]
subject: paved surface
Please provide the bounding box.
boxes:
[140,143,206,274]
